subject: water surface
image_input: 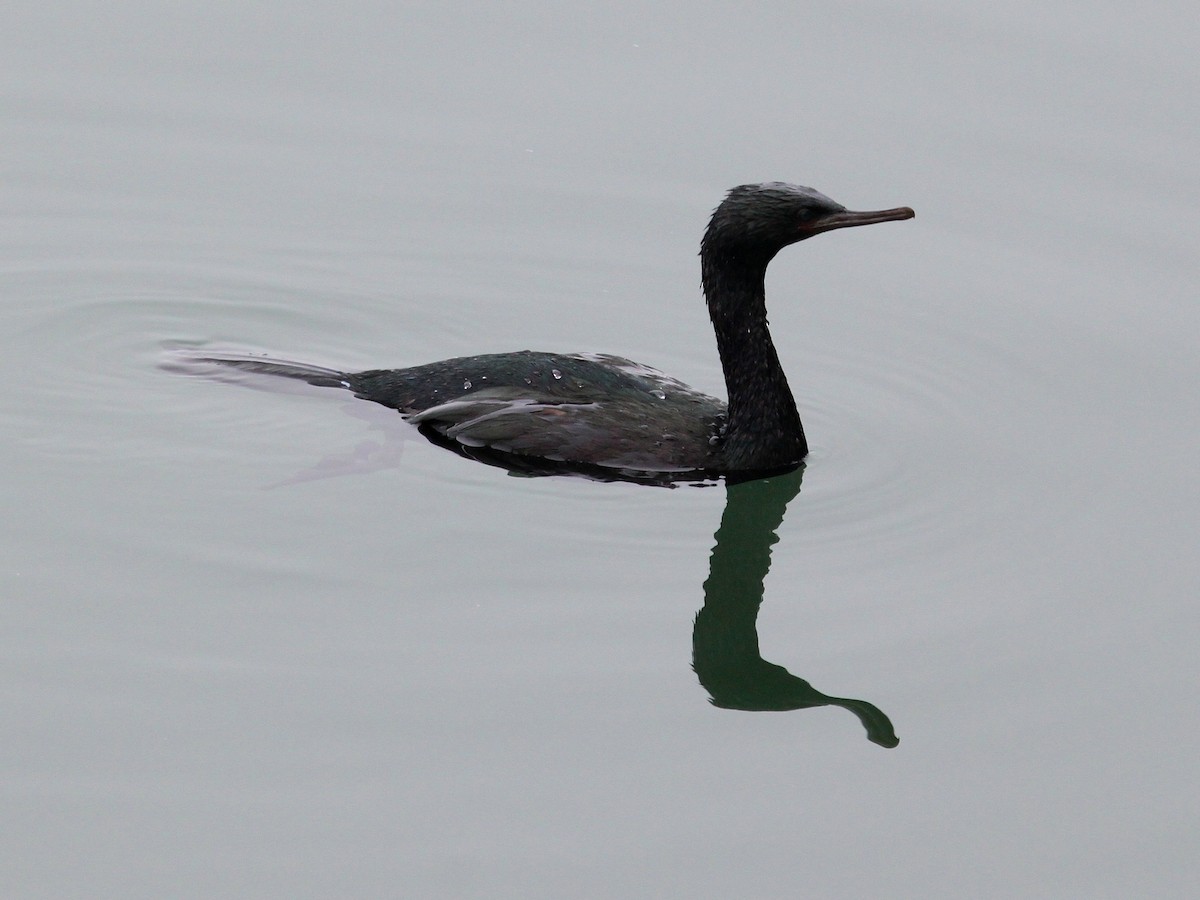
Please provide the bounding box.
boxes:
[2,3,1197,897]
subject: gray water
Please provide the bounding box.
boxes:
[3,3,1198,897]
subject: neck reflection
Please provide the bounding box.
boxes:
[694,467,898,748]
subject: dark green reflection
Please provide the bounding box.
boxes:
[694,467,898,748]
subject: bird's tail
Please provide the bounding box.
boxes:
[160,343,352,389]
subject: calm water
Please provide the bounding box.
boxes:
[4,3,1197,897]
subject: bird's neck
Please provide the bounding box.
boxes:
[702,250,807,470]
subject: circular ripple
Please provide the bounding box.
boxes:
[778,312,1017,561]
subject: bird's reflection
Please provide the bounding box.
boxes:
[693,467,898,748]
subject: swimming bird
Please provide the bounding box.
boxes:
[192,183,913,481]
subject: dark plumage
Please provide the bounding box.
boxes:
[189,183,913,481]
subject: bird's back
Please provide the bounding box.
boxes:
[348,351,726,472]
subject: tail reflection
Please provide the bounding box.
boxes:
[693,467,899,748]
